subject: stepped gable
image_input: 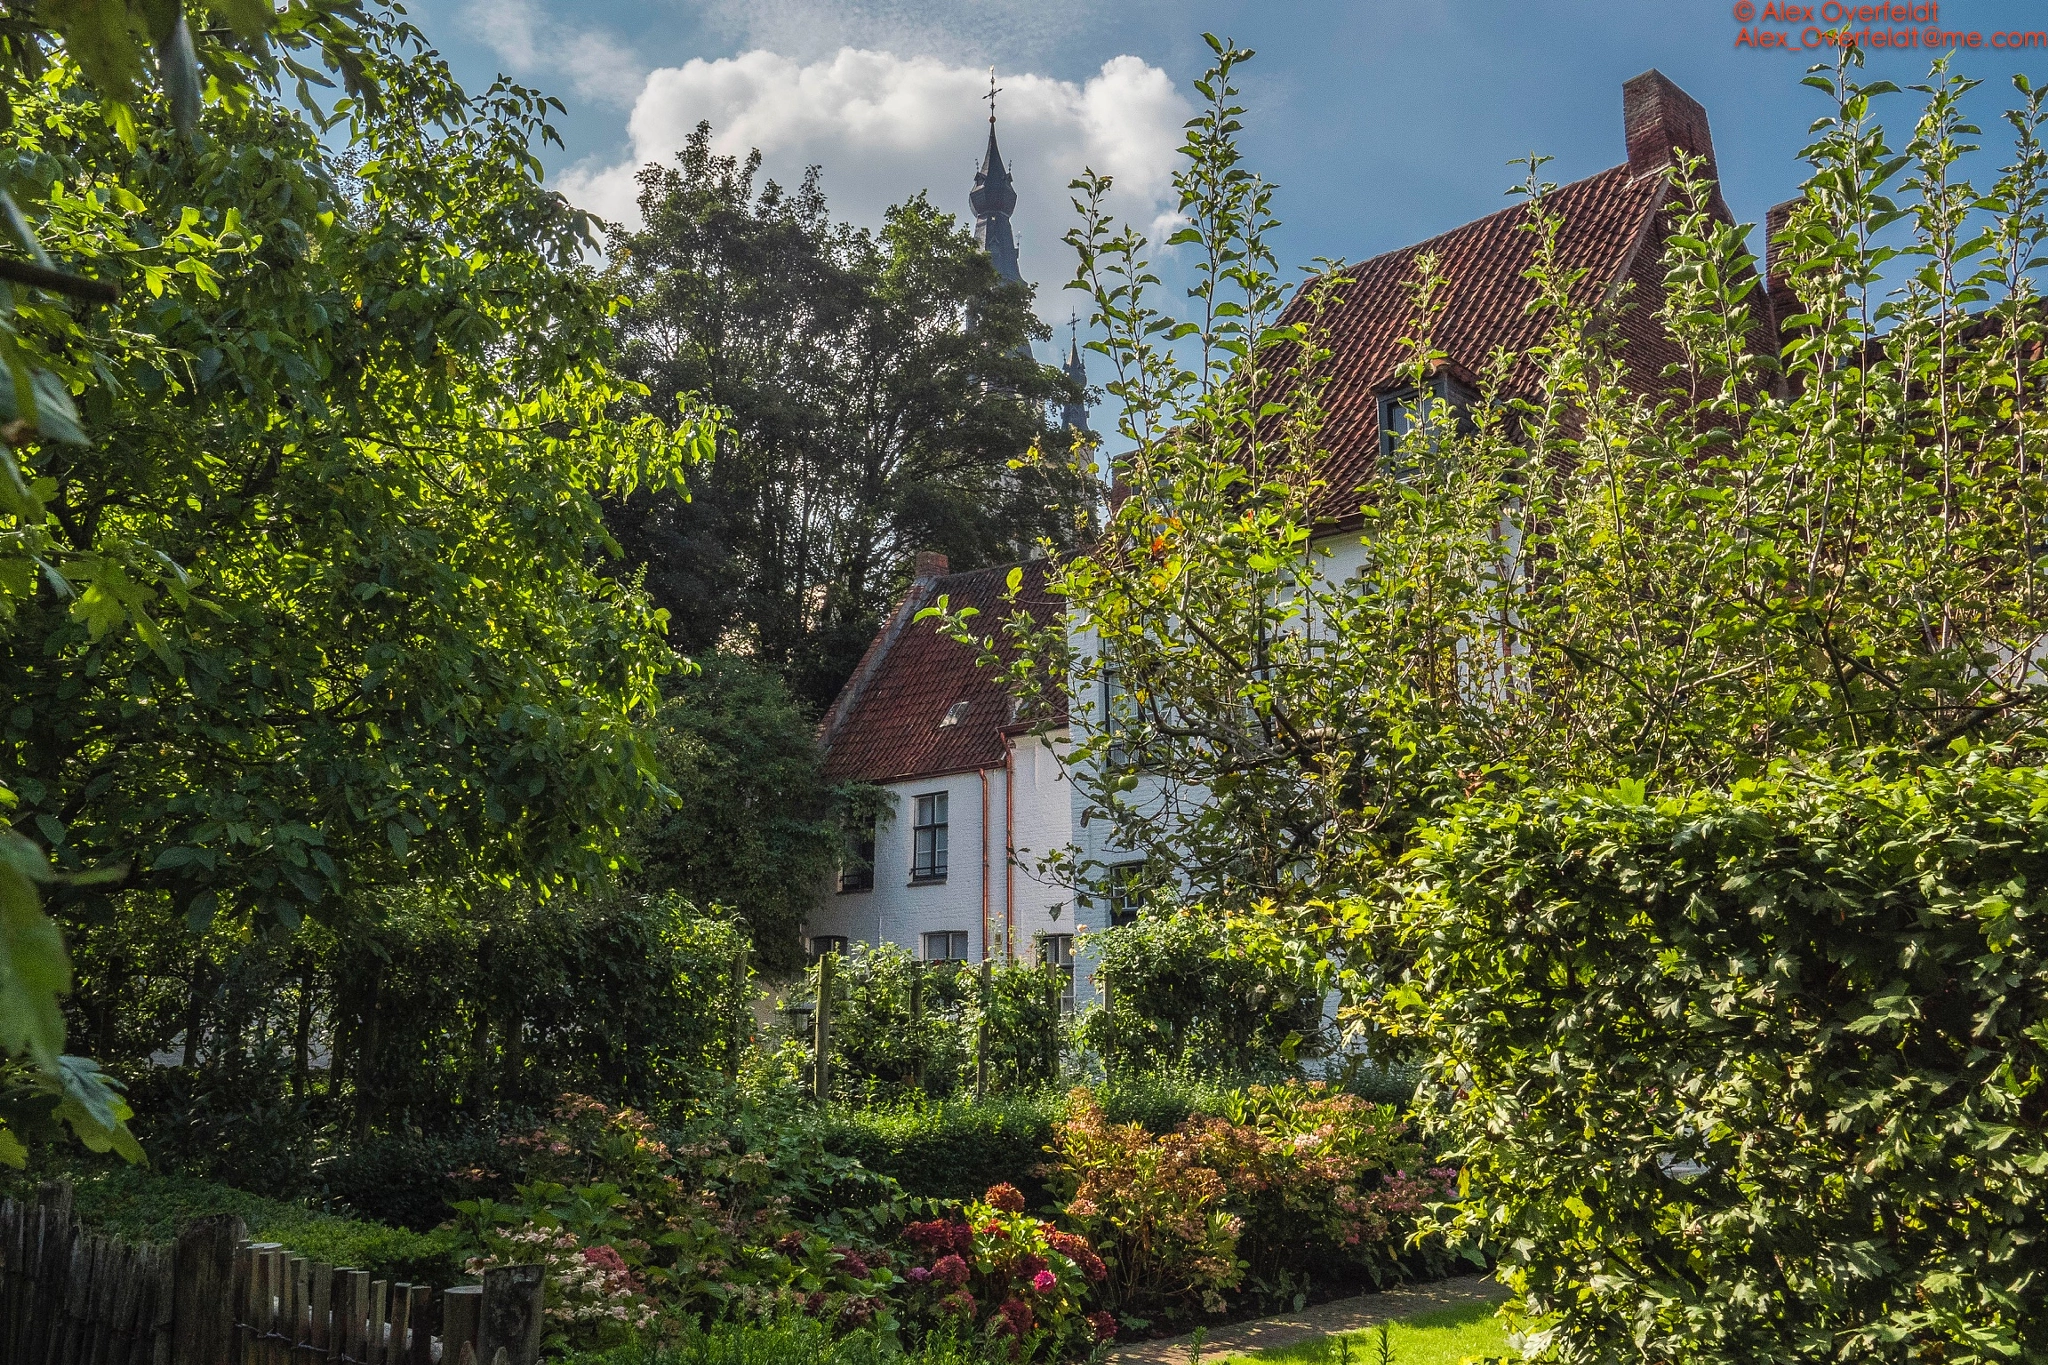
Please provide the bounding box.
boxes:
[1294,69,1759,523]
[820,557,1064,785]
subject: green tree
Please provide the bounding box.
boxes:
[1,0,376,1168]
[629,654,848,970]
[2,14,711,1163]
[606,126,1088,708]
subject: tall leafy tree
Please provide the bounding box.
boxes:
[1,12,709,1158]
[606,126,1087,709]
[1,0,376,1165]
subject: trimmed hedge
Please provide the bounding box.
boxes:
[16,1166,466,1286]
[1391,755,2048,1365]
[812,1073,1227,1205]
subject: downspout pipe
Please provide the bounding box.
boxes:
[1004,734,1017,961]
[980,768,992,960]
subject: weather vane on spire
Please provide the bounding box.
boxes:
[985,67,1001,126]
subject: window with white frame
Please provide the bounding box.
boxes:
[838,825,876,893]
[912,792,949,882]
[923,929,969,961]
[1104,861,1146,928]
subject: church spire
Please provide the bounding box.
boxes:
[969,68,1021,286]
[1060,313,1090,433]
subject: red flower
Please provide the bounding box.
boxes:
[1012,1253,1047,1280]
[932,1254,970,1287]
[940,1290,976,1318]
[905,1220,973,1255]
[997,1297,1034,1337]
[832,1246,871,1278]
[985,1183,1027,1214]
[1087,1311,1119,1343]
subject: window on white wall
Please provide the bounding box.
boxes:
[838,827,875,893]
[1105,861,1146,927]
[809,935,849,958]
[1040,933,1076,1015]
[912,792,949,882]
[923,930,969,961]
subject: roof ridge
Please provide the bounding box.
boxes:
[1343,161,1638,274]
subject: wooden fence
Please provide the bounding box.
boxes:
[0,1186,541,1365]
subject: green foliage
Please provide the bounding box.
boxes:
[811,1075,1225,1205]
[560,1314,1009,1365]
[7,20,707,951]
[604,126,1086,708]
[327,892,748,1133]
[1381,752,2048,1365]
[821,946,974,1102]
[631,656,857,971]
[1079,912,1330,1079]
[8,1164,465,1284]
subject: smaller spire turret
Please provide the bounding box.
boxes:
[1060,313,1090,433]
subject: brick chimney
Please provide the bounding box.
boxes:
[913,550,950,579]
[1624,70,1716,180]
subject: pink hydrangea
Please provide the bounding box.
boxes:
[1031,1269,1057,1295]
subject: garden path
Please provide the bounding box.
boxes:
[1104,1274,1508,1364]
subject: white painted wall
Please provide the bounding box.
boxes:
[804,730,1078,981]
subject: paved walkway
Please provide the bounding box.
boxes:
[1104,1273,1507,1364]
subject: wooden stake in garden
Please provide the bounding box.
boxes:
[909,962,925,1091]
[725,941,750,1081]
[811,949,835,1101]
[975,957,992,1099]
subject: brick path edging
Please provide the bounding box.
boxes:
[1103,1273,1509,1365]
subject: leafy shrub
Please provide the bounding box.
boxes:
[559,1314,1004,1365]
[824,946,975,1101]
[314,1127,518,1230]
[20,1165,464,1285]
[813,1075,1227,1204]
[1079,913,1330,1079]
[1042,1090,1242,1326]
[1198,1084,1459,1299]
[1386,756,2048,1365]
[894,1185,1114,1357]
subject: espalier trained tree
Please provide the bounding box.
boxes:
[932,39,2048,1364]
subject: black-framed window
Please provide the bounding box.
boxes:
[1105,861,1146,928]
[923,929,969,961]
[809,935,849,958]
[1040,933,1076,1015]
[838,827,876,893]
[1378,374,1477,471]
[912,792,949,882]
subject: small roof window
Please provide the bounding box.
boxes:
[939,701,971,728]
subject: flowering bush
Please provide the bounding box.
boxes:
[1042,1091,1243,1326]
[462,1221,657,1351]
[1196,1082,1461,1297]
[894,1186,1108,1357]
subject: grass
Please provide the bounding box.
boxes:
[1215,1301,1513,1365]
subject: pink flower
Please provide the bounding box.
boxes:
[908,1266,933,1284]
[1031,1269,1057,1295]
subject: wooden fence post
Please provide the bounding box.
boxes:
[810,951,834,1101]
[1046,975,1060,1080]
[476,1266,543,1365]
[725,942,751,1081]
[171,1214,246,1365]
[909,963,925,1091]
[440,1283,482,1365]
[975,958,992,1099]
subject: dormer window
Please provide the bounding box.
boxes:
[939,701,971,728]
[1378,374,1477,472]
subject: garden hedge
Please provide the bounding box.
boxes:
[15,1166,466,1286]
[1389,754,2046,1364]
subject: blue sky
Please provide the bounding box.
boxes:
[405,0,2048,333]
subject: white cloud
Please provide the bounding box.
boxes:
[556,48,1190,323]
[458,0,647,110]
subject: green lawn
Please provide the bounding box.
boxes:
[1215,1300,1513,1365]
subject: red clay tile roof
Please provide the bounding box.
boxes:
[821,558,1064,785]
[1295,161,1698,521]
